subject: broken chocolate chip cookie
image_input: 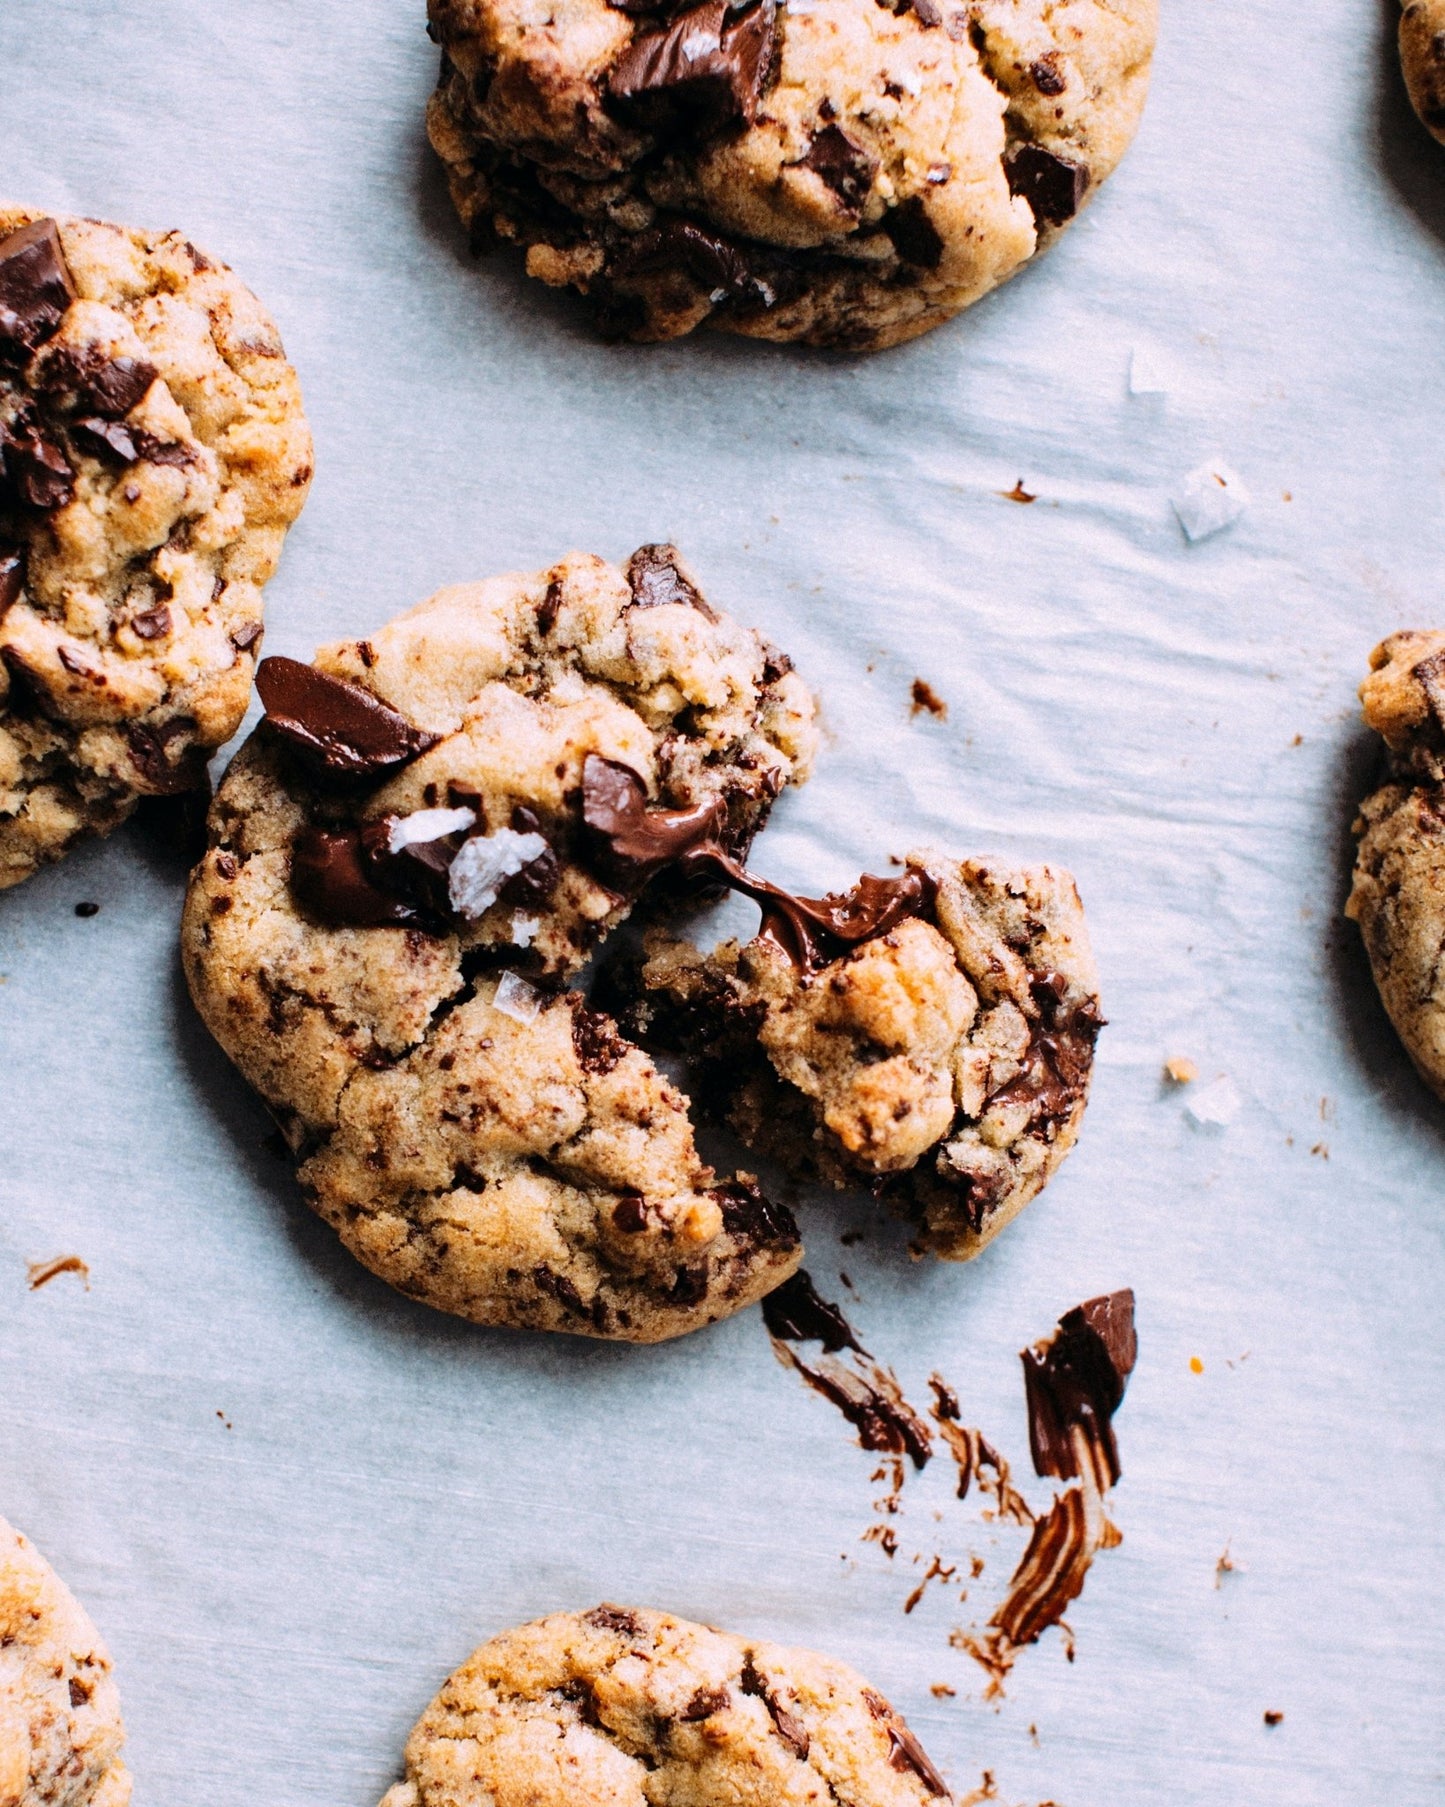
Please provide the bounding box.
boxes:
[377,1605,951,1807]
[0,1514,131,1807]
[0,206,312,889]
[181,546,816,1341]
[1400,0,1445,142]
[425,0,1156,350]
[622,849,1102,1258]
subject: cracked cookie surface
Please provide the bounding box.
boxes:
[1401,0,1445,142]
[0,1516,130,1807]
[425,0,1156,350]
[1347,630,1445,1098]
[378,1605,951,1806]
[181,547,816,1341]
[0,206,312,889]
[623,848,1101,1258]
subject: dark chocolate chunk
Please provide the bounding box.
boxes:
[611,1195,651,1233]
[613,217,755,298]
[0,546,23,618]
[231,621,263,652]
[883,195,944,269]
[986,980,1103,1124]
[501,803,561,905]
[534,1264,590,1317]
[885,1723,949,1795]
[605,0,776,140]
[800,123,876,211]
[761,1270,865,1354]
[667,1264,709,1306]
[74,901,99,918]
[290,825,421,927]
[1005,142,1089,228]
[1030,53,1066,95]
[740,1657,811,1759]
[584,1605,641,1635]
[1,412,75,510]
[130,604,171,640]
[572,1004,627,1075]
[1022,1288,1136,1487]
[71,416,141,463]
[581,753,725,881]
[0,220,76,359]
[40,344,157,417]
[714,1179,799,1249]
[625,542,718,620]
[125,718,208,795]
[256,656,438,777]
[680,1685,731,1721]
[136,436,195,469]
[537,578,563,637]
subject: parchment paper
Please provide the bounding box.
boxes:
[1,2,1442,1801]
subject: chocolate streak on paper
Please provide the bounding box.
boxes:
[927,1375,1033,1527]
[761,1268,865,1354]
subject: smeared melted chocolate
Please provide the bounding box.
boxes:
[985,970,1104,1125]
[605,0,776,139]
[581,753,724,881]
[761,1269,865,1354]
[1022,1288,1136,1487]
[0,220,76,360]
[290,824,421,927]
[256,656,438,776]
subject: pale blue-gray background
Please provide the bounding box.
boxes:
[1,1,1441,1800]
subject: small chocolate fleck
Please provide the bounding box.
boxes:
[801,123,876,211]
[605,0,776,140]
[0,546,23,618]
[1030,53,1066,95]
[761,1270,865,1354]
[572,1003,627,1075]
[256,656,438,777]
[537,578,563,637]
[68,1677,91,1707]
[910,678,947,719]
[625,542,719,620]
[1005,142,1089,228]
[1264,1710,1284,1727]
[74,900,99,917]
[57,645,98,679]
[0,219,76,359]
[680,1685,731,1721]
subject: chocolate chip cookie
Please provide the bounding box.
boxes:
[0,1515,130,1807]
[0,207,312,889]
[425,0,1156,350]
[620,849,1101,1257]
[1401,1,1445,142]
[1346,631,1445,1098]
[181,546,817,1341]
[378,1605,951,1806]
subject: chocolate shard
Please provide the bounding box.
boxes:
[800,123,876,211]
[256,656,439,777]
[884,195,944,269]
[72,416,140,463]
[581,752,725,881]
[40,344,157,417]
[613,217,755,299]
[1022,1288,1136,1488]
[0,219,76,359]
[0,546,23,618]
[604,0,776,140]
[625,543,719,620]
[1,412,75,510]
[761,1269,865,1355]
[1005,142,1089,228]
[290,824,421,928]
[773,1342,933,1467]
[862,1690,949,1797]
[714,1179,799,1249]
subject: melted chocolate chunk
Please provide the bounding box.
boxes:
[256,656,438,777]
[1,410,75,510]
[884,195,944,269]
[777,1346,933,1467]
[625,542,719,620]
[714,1179,799,1249]
[680,1684,731,1721]
[126,718,207,794]
[667,1264,709,1306]
[605,0,776,139]
[290,825,421,927]
[989,1484,1093,1647]
[746,867,932,970]
[986,978,1103,1124]
[40,344,157,417]
[761,1269,864,1354]
[801,123,876,211]
[0,546,22,618]
[0,220,76,360]
[613,217,755,298]
[879,1714,949,1797]
[1022,1288,1136,1488]
[503,804,562,904]
[581,753,724,881]
[1005,142,1089,227]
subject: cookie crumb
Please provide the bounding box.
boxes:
[1189,1355,1204,1374]
[1263,1710,1284,1727]
[910,678,948,719]
[1000,480,1036,505]
[1215,1545,1237,1587]
[27,1254,90,1292]
[930,1682,956,1698]
[1163,1055,1197,1084]
[73,901,99,918]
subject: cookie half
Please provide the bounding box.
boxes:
[379,1605,951,1806]
[1347,631,1445,1097]
[181,547,816,1341]
[0,1515,130,1807]
[621,848,1101,1258]
[1401,1,1445,142]
[0,206,312,889]
[425,0,1156,350]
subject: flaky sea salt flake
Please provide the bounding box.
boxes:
[492,971,544,1026]
[1184,1075,1241,1128]
[386,805,475,853]
[1174,461,1250,542]
[447,828,548,919]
